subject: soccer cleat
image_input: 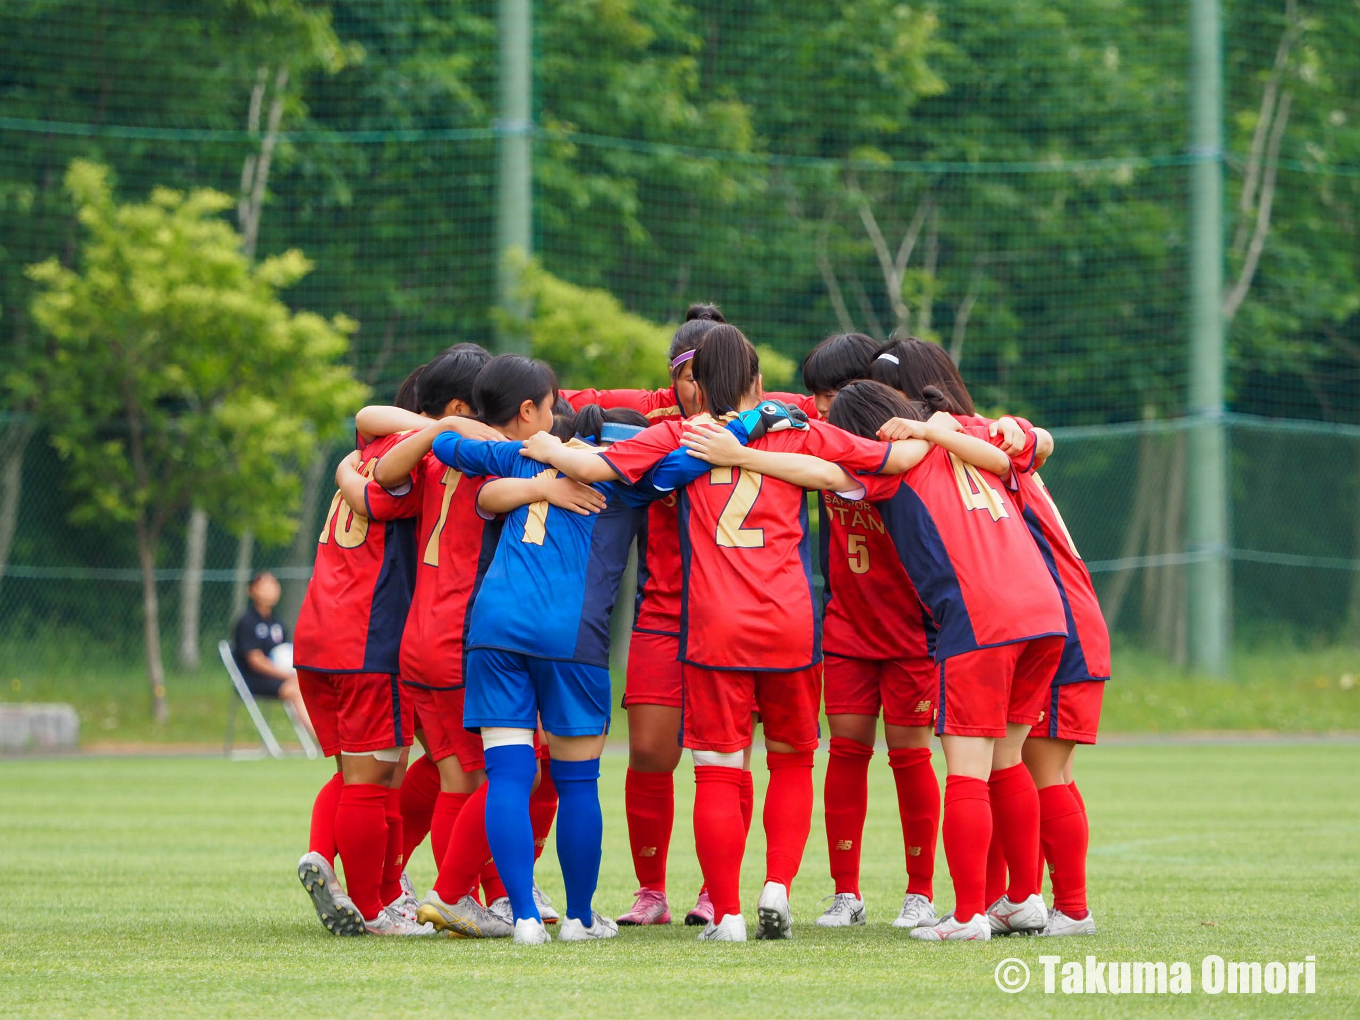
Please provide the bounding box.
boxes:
[986,893,1048,935]
[558,912,620,941]
[755,881,792,940]
[487,896,514,927]
[815,892,867,927]
[533,881,560,925]
[399,870,416,901]
[389,892,421,923]
[363,905,436,936]
[297,852,364,937]
[512,917,552,945]
[617,888,672,926]
[909,911,992,941]
[891,893,938,929]
[685,889,715,927]
[1040,908,1096,937]
[697,913,748,942]
[416,891,514,939]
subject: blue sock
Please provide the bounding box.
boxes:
[550,757,603,923]
[483,743,539,923]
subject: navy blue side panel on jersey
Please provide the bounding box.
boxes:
[362,518,418,673]
[817,497,833,615]
[798,494,822,664]
[876,485,980,660]
[1022,504,1095,686]
[922,602,939,659]
[574,491,647,664]
[676,493,694,662]
[632,505,652,627]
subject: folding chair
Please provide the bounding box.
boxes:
[219,639,320,760]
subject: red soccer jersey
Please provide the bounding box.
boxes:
[818,490,934,662]
[858,431,1066,660]
[377,451,499,690]
[293,431,421,674]
[563,387,820,636]
[603,416,891,671]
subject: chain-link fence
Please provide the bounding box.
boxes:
[2,1,1358,689]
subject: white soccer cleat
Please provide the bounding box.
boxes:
[815,892,867,927]
[512,917,552,945]
[1040,908,1096,937]
[755,881,792,939]
[297,852,364,937]
[986,893,1048,935]
[532,881,560,924]
[389,893,420,923]
[363,905,436,936]
[416,891,514,939]
[697,913,748,942]
[891,893,938,929]
[399,870,417,901]
[558,911,620,941]
[909,910,992,941]
[487,896,514,926]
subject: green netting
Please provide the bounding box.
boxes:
[2,0,1359,687]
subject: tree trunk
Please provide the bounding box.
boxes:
[136,519,169,724]
[230,529,254,620]
[0,422,33,586]
[177,506,208,670]
[1345,442,1360,641]
[280,450,329,626]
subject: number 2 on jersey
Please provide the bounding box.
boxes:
[947,452,1008,522]
[711,466,764,548]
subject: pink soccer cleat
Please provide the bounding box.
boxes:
[685,888,715,927]
[617,887,672,926]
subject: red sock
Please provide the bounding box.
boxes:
[430,790,470,868]
[529,765,558,862]
[309,773,344,865]
[888,747,939,900]
[740,770,754,834]
[693,766,746,920]
[482,863,507,905]
[398,755,440,867]
[989,763,1041,901]
[625,768,674,893]
[334,783,389,920]
[1039,784,1089,918]
[378,787,404,906]
[433,783,491,903]
[985,825,1008,905]
[1068,781,1088,837]
[824,738,873,896]
[763,751,814,891]
[942,774,991,922]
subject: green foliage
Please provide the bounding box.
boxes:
[17,159,365,545]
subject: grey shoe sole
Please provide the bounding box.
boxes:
[755,907,792,939]
[298,859,364,936]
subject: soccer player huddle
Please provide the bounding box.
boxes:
[290,303,1109,945]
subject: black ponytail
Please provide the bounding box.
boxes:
[691,323,760,417]
[473,354,559,427]
[569,404,648,445]
[868,335,974,415]
[668,302,728,366]
[828,379,927,439]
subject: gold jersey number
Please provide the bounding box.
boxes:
[947,452,1008,522]
[711,465,765,548]
[423,468,463,566]
[1032,472,1080,558]
[319,459,375,549]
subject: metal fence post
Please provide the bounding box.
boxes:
[1187,0,1230,675]
[496,0,533,354]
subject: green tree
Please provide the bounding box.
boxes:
[14,160,365,722]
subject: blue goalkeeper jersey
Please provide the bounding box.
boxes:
[431,434,658,668]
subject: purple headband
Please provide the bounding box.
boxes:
[670,349,696,371]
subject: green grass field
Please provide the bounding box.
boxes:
[2,744,1357,1019]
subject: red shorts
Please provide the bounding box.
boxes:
[680,663,822,753]
[1030,680,1104,744]
[407,684,485,772]
[936,636,1064,739]
[297,669,413,757]
[823,654,935,727]
[623,630,683,708]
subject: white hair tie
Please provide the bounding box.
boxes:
[876,352,900,365]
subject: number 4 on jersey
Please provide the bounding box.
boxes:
[947,452,1008,522]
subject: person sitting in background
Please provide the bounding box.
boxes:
[233,570,314,736]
